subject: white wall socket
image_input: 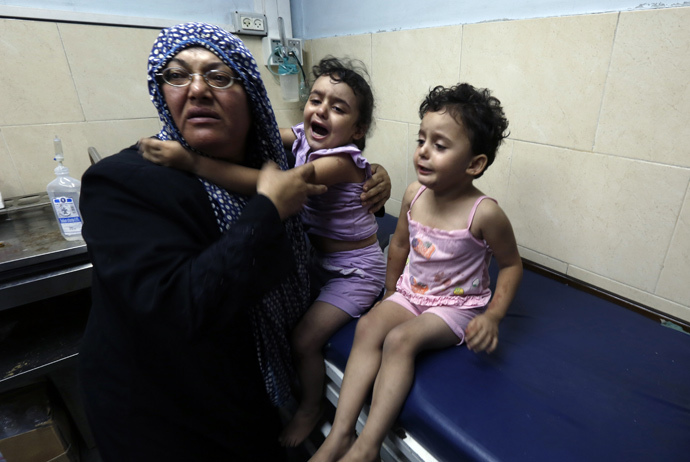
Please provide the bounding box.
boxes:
[262,37,303,67]
[232,11,268,36]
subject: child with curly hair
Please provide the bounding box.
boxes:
[310,83,523,462]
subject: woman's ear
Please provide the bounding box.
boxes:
[467,154,488,176]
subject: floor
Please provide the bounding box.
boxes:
[78,438,314,461]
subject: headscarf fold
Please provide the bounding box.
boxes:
[147,22,309,406]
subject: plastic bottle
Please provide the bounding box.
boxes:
[46,136,83,241]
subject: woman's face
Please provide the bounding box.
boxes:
[161,47,251,162]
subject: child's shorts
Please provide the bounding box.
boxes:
[310,242,386,317]
[385,292,487,345]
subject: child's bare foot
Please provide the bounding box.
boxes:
[279,405,324,447]
[337,442,380,462]
[309,430,356,462]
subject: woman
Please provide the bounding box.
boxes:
[78,23,388,461]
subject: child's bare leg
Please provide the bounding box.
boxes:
[339,313,460,462]
[310,302,413,462]
[281,302,352,447]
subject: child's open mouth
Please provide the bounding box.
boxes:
[310,121,329,138]
[417,165,432,175]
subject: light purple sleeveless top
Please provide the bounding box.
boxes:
[396,186,495,308]
[292,123,378,241]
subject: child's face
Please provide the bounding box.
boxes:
[414,110,476,192]
[303,75,364,152]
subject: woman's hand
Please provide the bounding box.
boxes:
[257,162,327,220]
[139,138,198,174]
[361,163,391,213]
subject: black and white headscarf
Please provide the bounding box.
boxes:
[147,22,308,406]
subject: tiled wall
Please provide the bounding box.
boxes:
[1,11,688,322]
[0,18,302,197]
[305,8,690,322]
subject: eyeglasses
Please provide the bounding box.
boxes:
[156,67,240,89]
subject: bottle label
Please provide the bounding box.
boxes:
[51,196,83,235]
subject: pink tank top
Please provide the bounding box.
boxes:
[396,186,494,308]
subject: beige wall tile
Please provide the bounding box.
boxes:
[461,14,617,151]
[372,26,463,123]
[504,142,689,292]
[518,247,569,274]
[5,118,162,195]
[475,140,515,206]
[365,119,409,208]
[0,19,83,125]
[567,265,690,323]
[58,23,160,122]
[308,34,373,72]
[0,131,25,197]
[84,118,162,159]
[406,124,418,192]
[656,184,690,305]
[596,8,690,167]
[3,124,92,194]
[385,198,402,220]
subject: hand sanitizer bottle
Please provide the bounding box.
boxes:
[47,136,83,241]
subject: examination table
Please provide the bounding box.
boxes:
[320,215,690,461]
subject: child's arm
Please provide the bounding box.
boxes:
[382,182,419,299]
[280,128,297,149]
[465,201,523,353]
[307,153,368,186]
[139,138,258,196]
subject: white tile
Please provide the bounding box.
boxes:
[461,14,617,151]
[58,23,160,121]
[384,198,402,221]
[656,183,690,306]
[3,124,92,194]
[0,19,83,125]
[568,265,690,323]
[308,35,373,74]
[0,130,25,197]
[475,140,515,207]
[372,26,463,124]
[84,118,162,159]
[518,246,569,274]
[504,142,690,292]
[406,124,418,190]
[365,120,410,206]
[596,8,690,167]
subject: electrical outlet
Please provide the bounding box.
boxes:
[262,37,303,67]
[232,11,267,36]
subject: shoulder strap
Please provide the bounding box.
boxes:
[409,185,427,209]
[467,196,496,228]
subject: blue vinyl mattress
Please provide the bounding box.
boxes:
[323,263,690,461]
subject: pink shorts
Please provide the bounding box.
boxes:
[386,292,487,345]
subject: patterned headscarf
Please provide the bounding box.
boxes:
[147,22,309,406]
